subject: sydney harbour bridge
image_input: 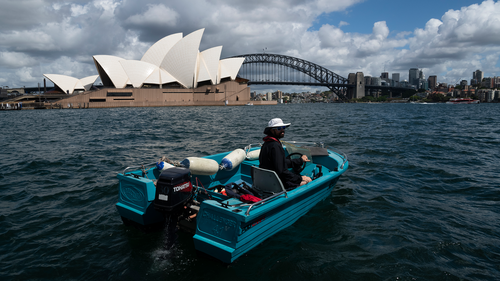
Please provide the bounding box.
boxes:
[234,54,411,101]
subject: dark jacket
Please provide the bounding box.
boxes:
[259,137,303,189]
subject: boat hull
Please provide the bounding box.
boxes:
[193,176,339,263]
[446,98,480,104]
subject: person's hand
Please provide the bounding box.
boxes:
[301,176,312,183]
[301,155,310,162]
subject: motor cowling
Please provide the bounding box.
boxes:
[154,167,193,213]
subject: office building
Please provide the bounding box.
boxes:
[409,68,419,86]
[392,73,400,82]
[428,75,437,89]
[473,69,484,84]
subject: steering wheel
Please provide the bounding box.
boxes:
[286,152,306,173]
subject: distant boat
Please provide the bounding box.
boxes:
[446,98,479,104]
[245,102,253,106]
[225,100,228,106]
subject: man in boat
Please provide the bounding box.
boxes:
[259,118,312,188]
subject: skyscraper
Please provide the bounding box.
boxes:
[473,69,484,83]
[392,73,400,82]
[409,68,419,86]
[428,75,437,89]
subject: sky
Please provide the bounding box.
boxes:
[0,0,499,94]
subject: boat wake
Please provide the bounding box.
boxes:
[149,220,181,271]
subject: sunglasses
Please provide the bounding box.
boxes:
[274,126,286,130]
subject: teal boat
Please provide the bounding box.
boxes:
[116,141,348,263]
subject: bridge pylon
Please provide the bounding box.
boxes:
[347,72,365,100]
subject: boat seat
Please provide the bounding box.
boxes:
[251,166,286,196]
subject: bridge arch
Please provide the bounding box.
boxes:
[233,54,350,100]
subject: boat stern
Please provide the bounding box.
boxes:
[116,173,165,227]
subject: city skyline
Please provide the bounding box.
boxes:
[0,0,499,94]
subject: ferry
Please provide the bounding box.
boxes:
[446,98,480,104]
[116,141,348,263]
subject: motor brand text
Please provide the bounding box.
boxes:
[174,182,191,192]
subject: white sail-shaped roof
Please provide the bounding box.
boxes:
[143,68,177,85]
[74,80,85,91]
[161,28,205,88]
[197,46,222,84]
[45,29,246,92]
[44,74,81,94]
[43,74,98,94]
[93,55,129,88]
[80,75,99,91]
[218,57,245,83]
[120,60,157,88]
[197,54,212,84]
[141,33,183,67]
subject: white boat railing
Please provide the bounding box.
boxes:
[122,162,157,176]
[244,143,262,154]
[218,189,289,216]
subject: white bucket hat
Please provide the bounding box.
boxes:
[267,118,291,128]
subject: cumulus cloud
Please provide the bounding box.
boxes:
[0,52,37,68]
[126,4,179,28]
[0,0,499,89]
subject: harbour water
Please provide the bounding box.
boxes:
[1,103,499,280]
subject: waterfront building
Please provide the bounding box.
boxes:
[473,69,484,84]
[364,76,372,86]
[409,68,419,87]
[43,29,244,96]
[392,73,400,82]
[400,80,408,87]
[494,77,500,88]
[486,90,494,102]
[428,75,437,90]
[482,77,496,88]
[276,90,283,99]
[36,29,262,108]
[417,79,428,90]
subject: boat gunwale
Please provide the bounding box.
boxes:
[116,141,348,221]
[198,164,345,223]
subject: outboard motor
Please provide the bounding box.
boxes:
[154,167,193,212]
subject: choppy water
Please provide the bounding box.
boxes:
[1,103,499,280]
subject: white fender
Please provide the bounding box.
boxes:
[246,149,261,161]
[220,149,246,171]
[156,161,174,171]
[181,157,219,175]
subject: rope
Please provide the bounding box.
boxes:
[159,156,183,167]
[196,177,212,200]
[140,165,149,179]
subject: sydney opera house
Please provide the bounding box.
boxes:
[43,29,266,108]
